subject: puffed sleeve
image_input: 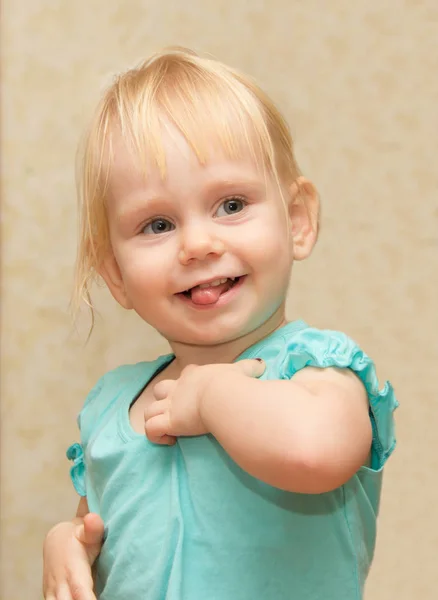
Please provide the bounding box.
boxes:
[66,442,86,496]
[66,374,107,496]
[277,328,399,471]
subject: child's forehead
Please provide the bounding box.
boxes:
[107,121,268,190]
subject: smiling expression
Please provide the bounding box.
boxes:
[101,124,302,346]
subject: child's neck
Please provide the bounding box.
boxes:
[168,309,287,369]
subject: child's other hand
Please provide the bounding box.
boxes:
[43,513,104,600]
[144,359,265,444]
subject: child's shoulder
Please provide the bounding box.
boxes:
[278,323,365,366]
[264,321,389,391]
[253,320,365,366]
[77,354,172,437]
[87,354,173,400]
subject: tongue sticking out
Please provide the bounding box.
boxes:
[190,280,233,305]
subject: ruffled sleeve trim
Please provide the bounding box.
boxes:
[278,328,399,471]
[66,442,86,496]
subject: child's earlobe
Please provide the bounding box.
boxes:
[288,177,320,261]
[99,252,133,309]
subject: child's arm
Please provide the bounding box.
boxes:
[145,360,372,494]
[200,364,372,493]
[43,497,104,600]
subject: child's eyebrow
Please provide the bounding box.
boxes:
[114,194,169,220]
[203,178,265,196]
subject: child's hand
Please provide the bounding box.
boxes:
[144,359,264,444]
[43,512,104,600]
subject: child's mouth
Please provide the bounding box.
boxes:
[179,276,243,306]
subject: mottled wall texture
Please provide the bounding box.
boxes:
[1,1,437,598]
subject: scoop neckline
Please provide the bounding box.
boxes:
[118,354,175,442]
[118,319,308,442]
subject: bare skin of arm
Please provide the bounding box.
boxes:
[200,366,372,493]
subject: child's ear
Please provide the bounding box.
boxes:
[99,251,133,309]
[288,176,320,261]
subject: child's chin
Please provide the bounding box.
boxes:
[175,326,245,347]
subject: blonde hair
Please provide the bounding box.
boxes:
[73,47,302,319]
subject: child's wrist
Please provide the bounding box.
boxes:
[197,368,215,433]
[198,366,241,431]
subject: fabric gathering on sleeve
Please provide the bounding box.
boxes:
[66,442,86,496]
[65,371,109,497]
[278,327,399,471]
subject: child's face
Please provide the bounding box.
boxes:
[102,124,298,347]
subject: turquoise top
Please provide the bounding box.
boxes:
[67,321,398,600]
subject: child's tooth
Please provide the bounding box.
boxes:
[198,278,228,289]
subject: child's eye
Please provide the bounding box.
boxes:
[142,218,175,235]
[215,197,246,217]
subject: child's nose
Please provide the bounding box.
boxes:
[178,225,225,265]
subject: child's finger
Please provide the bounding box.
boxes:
[234,358,265,378]
[145,413,172,443]
[75,513,104,546]
[53,582,74,600]
[83,513,105,545]
[153,379,176,401]
[68,579,96,600]
[67,566,96,600]
[144,399,168,422]
[158,435,177,446]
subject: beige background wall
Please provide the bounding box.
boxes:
[1,1,437,598]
